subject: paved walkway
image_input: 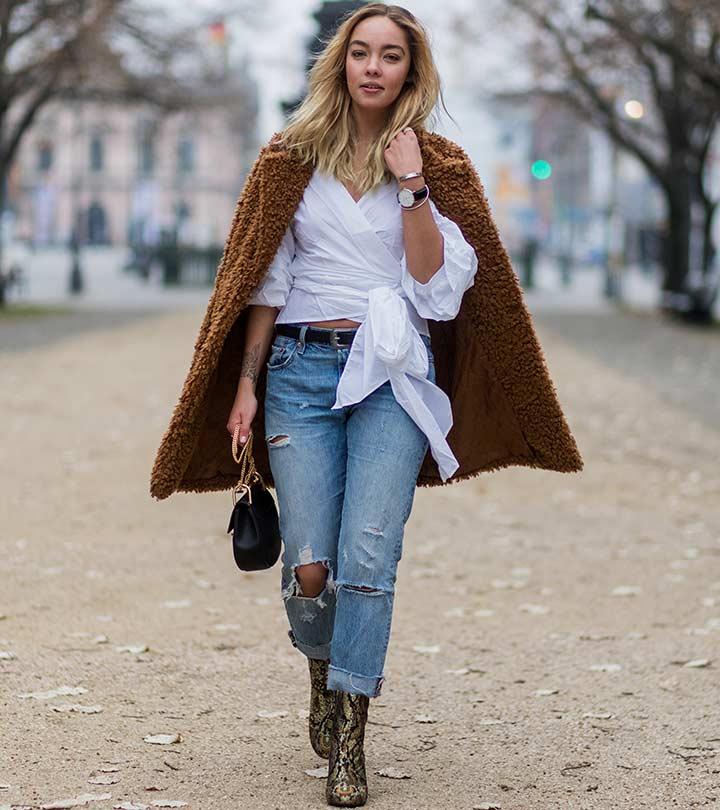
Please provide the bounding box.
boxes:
[1,303,718,809]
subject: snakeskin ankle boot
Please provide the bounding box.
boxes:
[308,657,336,759]
[326,689,370,807]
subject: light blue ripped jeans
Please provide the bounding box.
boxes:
[263,322,435,698]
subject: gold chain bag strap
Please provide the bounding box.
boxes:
[227,426,282,571]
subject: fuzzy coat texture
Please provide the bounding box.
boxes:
[149,129,583,501]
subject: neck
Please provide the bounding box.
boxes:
[351,103,387,144]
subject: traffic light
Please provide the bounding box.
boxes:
[531,159,552,180]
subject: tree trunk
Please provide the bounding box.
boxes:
[0,166,6,309]
[661,169,718,323]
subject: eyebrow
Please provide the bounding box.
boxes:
[349,39,406,55]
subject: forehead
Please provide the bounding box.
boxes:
[349,15,408,47]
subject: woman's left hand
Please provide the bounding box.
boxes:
[384,127,423,180]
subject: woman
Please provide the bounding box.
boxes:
[231,6,477,806]
[150,3,583,807]
[231,3,482,806]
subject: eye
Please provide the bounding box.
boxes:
[351,50,365,57]
[386,55,400,61]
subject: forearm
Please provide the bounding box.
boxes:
[400,175,444,284]
[237,304,279,393]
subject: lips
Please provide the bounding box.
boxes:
[361,84,383,89]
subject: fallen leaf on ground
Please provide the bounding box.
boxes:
[143,733,182,745]
[40,794,112,809]
[18,685,87,700]
[683,658,711,668]
[611,585,642,596]
[50,704,103,714]
[518,603,549,614]
[304,766,328,778]
[412,644,440,654]
[88,774,119,785]
[376,767,411,779]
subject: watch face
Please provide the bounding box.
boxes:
[398,188,415,207]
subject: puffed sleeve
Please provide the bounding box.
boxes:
[399,198,478,320]
[246,223,296,307]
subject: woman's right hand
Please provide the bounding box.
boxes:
[227,389,258,445]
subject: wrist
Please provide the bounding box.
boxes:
[397,174,425,190]
[237,375,256,393]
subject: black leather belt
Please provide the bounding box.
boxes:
[275,323,358,348]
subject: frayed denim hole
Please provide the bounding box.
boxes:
[281,555,335,609]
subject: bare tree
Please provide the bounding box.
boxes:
[504,0,720,322]
[0,0,257,305]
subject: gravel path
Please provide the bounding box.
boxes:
[1,305,718,810]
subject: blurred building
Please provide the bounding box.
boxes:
[457,88,665,268]
[9,68,260,249]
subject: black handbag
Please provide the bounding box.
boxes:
[226,426,282,571]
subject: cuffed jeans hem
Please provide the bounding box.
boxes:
[287,628,331,660]
[326,664,384,697]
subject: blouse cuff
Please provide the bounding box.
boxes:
[399,201,478,321]
[247,224,296,307]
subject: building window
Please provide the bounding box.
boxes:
[37,141,54,172]
[87,201,109,244]
[138,123,156,177]
[140,138,154,176]
[177,135,195,175]
[90,135,104,172]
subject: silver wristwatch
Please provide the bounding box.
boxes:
[397,184,429,209]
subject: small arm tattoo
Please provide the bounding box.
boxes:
[240,341,261,385]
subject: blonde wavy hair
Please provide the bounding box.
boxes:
[277,3,455,196]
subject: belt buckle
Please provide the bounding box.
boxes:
[329,330,343,349]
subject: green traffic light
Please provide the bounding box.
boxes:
[531,160,552,180]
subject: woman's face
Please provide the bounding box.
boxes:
[344,16,411,116]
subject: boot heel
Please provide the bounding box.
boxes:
[326,690,369,807]
[308,657,336,759]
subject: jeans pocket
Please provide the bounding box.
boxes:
[267,336,299,371]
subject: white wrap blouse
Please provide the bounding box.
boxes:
[247,167,478,481]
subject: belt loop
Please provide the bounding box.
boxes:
[298,323,309,353]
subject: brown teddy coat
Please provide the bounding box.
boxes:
[149,129,583,500]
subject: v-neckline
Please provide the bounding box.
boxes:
[340,178,371,206]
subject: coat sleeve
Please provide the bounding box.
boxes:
[246,223,296,307]
[399,197,478,321]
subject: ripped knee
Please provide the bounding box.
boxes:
[283,552,335,605]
